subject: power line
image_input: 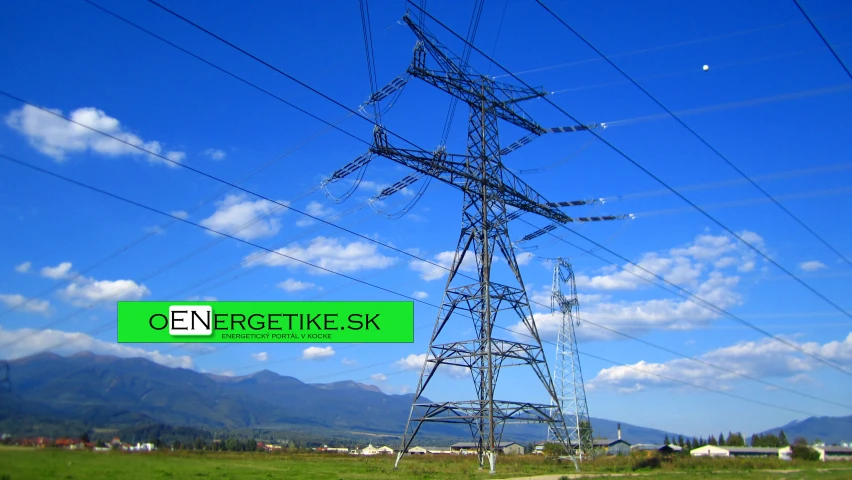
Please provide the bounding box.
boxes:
[140,0,419,152]
[496,325,818,417]
[792,0,852,80]
[493,9,852,79]
[534,0,852,272]
[517,217,852,378]
[0,154,430,304]
[17,0,848,411]
[3,152,844,418]
[66,1,852,389]
[408,1,852,325]
[80,0,366,146]
[0,111,353,319]
[571,314,852,410]
[0,90,458,286]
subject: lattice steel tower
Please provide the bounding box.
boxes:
[547,258,594,459]
[330,11,625,474]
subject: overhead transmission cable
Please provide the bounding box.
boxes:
[48,0,851,394]
[85,0,852,379]
[535,0,852,272]
[493,8,852,79]
[4,152,849,413]
[408,1,852,324]
[358,0,380,120]
[793,0,852,80]
[0,113,354,319]
[517,217,852,378]
[2,150,833,417]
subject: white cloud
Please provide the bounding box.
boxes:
[522,271,742,342]
[370,373,388,381]
[302,345,335,360]
[40,262,74,280]
[187,296,217,301]
[246,236,395,274]
[5,105,184,166]
[277,278,316,292]
[0,293,50,315]
[618,384,646,394]
[295,201,336,227]
[171,210,189,220]
[799,260,828,272]
[576,231,763,292]
[512,231,768,343]
[0,326,193,368]
[359,180,416,198]
[516,252,534,266]
[200,194,288,240]
[342,357,358,365]
[587,332,852,392]
[394,353,467,379]
[14,261,31,273]
[412,291,429,300]
[60,276,150,307]
[409,250,475,281]
[252,352,269,362]
[203,148,227,160]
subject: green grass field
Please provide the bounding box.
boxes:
[1,447,850,480]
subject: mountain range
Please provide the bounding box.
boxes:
[1,352,845,445]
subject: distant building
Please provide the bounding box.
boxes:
[630,444,678,455]
[377,446,394,454]
[690,446,784,458]
[593,438,632,456]
[407,446,428,454]
[451,441,525,455]
[534,423,631,457]
[360,444,380,456]
[424,447,453,454]
[813,446,852,462]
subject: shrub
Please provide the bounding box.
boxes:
[791,445,820,461]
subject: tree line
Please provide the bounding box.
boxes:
[663,430,790,449]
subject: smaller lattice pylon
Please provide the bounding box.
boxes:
[546,258,595,459]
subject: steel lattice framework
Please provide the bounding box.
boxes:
[335,12,624,474]
[546,258,594,460]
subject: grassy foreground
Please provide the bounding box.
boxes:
[1,447,850,480]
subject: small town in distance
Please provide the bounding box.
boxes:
[4,422,850,463]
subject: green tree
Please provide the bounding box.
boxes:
[80,432,90,443]
[677,435,684,447]
[793,437,809,447]
[194,437,205,450]
[779,430,789,447]
[791,445,820,461]
[542,442,564,458]
[663,434,670,445]
[172,440,181,451]
[719,432,726,446]
[708,435,717,446]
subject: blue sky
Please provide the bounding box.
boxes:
[1,0,851,439]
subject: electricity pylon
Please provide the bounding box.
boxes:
[547,258,594,460]
[334,12,624,474]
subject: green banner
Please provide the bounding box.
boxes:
[117,301,414,343]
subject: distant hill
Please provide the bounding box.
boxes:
[2,352,688,444]
[759,415,852,445]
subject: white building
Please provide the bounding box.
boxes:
[360,444,380,456]
[813,446,852,462]
[690,445,785,458]
[377,446,394,454]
